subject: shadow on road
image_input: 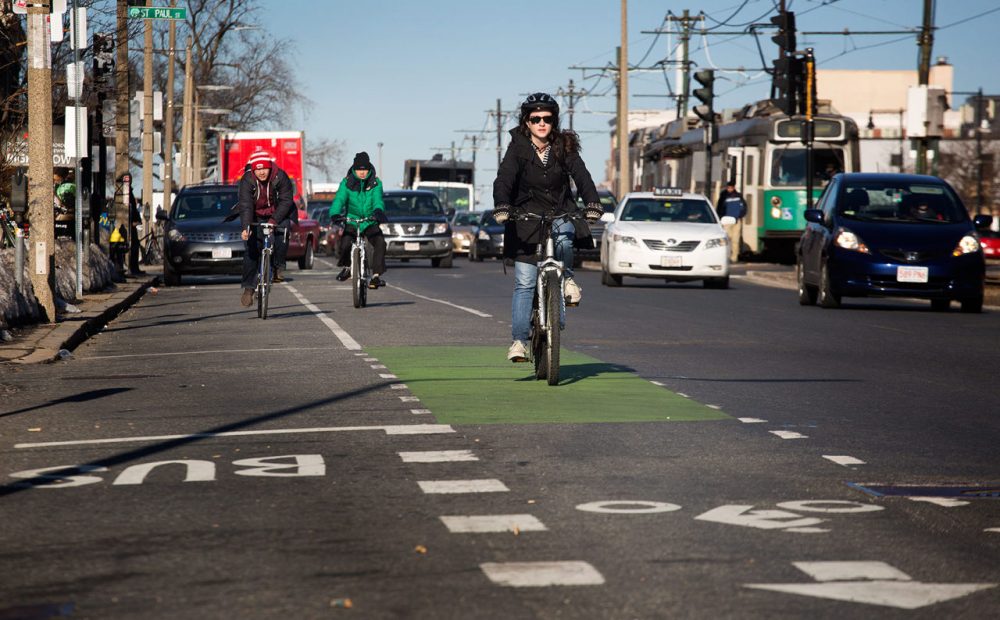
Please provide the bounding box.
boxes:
[1,388,134,419]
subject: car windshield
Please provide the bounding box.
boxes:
[770,147,845,187]
[837,181,967,224]
[453,212,478,226]
[620,198,716,223]
[172,192,238,220]
[383,194,444,217]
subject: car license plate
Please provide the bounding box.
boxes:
[896,266,928,283]
[212,247,232,259]
[660,255,683,267]
[404,242,420,252]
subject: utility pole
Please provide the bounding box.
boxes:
[70,1,84,299]
[180,37,192,186]
[667,10,699,119]
[114,0,130,224]
[162,0,177,208]
[495,98,503,170]
[141,0,154,224]
[803,48,817,209]
[617,0,630,198]
[975,87,984,213]
[915,0,935,174]
[557,79,588,132]
[27,1,56,321]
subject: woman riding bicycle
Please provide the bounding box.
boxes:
[493,92,603,362]
[330,152,389,289]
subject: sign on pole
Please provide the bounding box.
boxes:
[127,7,187,20]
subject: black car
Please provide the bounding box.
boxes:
[470,209,504,261]
[381,190,453,267]
[575,188,618,262]
[158,184,243,286]
[797,173,992,312]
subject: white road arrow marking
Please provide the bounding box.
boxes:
[746,561,996,609]
[695,505,826,531]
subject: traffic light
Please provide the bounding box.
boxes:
[772,56,802,115]
[692,69,715,124]
[92,33,114,86]
[770,10,796,56]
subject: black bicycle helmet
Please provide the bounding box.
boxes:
[520,92,559,119]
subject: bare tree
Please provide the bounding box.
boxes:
[306,137,346,182]
[937,139,999,214]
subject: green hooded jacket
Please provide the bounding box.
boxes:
[329,168,385,234]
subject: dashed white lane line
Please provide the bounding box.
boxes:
[15,424,455,449]
[650,380,665,387]
[739,417,767,423]
[410,409,432,415]
[286,284,362,350]
[770,430,809,439]
[370,364,387,369]
[391,384,409,390]
[399,450,478,463]
[480,562,605,587]
[908,497,969,507]
[677,392,689,398]
[823,455,865,467]
[379,373,398,379]
[363,357,378,362]
[400,396,420,402]
[986,528,1000,533]
[418,479,509,494]
[389,284,493,318]
[441,515,547,533]
[707,404,722,410]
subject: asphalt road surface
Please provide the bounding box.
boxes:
[1,255,998,619]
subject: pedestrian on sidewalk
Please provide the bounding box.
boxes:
[715,181,747,263]
[114,172,144,276]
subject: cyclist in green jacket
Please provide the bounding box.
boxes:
[329,152,388,288]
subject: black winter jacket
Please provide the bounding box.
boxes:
[238,167,295,228]
[493,129,600,262]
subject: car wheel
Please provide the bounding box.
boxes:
[930,299,950,312]
[960,295,983,314]
[162,261,181,286]
[438,252,453,268]
[298,241,314,270]
[818,261,841,309]
[704,276,729,289]
[797,261,817,305]
[601,269,622,287]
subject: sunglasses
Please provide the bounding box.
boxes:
[527,115,555,125]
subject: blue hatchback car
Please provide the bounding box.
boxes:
[797,173,992,312]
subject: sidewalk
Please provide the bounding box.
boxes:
[0,273,158,364]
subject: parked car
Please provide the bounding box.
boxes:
[380,190,453,267]
[450,210,479,255]
[980,229,1000,259]
[308,204,344,257]
[600,189,733,288]
[797,173,991,312]
[576,188,618,262]
[159,184,321,286]
[470,209,504,261]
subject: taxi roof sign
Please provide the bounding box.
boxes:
[652,187,684,197]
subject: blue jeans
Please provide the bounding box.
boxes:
[511,217,575,342]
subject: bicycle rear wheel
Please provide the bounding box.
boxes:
[260,259,271,320]
[352,247,362,308]
[544,271,561,385]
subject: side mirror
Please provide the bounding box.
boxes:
[719,215,736,226]
[600,212,615,223]
[155,210,170,222]
[803,209,824,224]
[973,214,993,230]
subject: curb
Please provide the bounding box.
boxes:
[5,277,157,364]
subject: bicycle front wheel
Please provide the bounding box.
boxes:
[260,259,271,320]
[531,306,546,380]
[352,246,362,308]
[544,271,561,385]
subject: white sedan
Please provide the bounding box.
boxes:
[600,190,735,288]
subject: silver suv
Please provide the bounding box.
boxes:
[381,190,453,268]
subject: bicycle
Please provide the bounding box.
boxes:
[253,222,277,319]
[341,216,376,308]
[513,208,584,386]
[1,202,20,249]
[138,221,162,265]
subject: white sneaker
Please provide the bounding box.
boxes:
[565,277,582,306]
[507,340,528,362]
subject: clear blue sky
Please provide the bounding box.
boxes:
[258,0,1000,206]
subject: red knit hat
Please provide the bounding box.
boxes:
[248,151,274,170]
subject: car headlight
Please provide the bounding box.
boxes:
[612,234,638,246]
[834,227,869,254]
[953,234,981,256]
[478,230,490,240]
[434,223,449,234]
[379,223,392,235]
[704,236,728,249]
[167,229,186,242]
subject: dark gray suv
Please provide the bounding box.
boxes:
[381,190,454,268]
[158,184,242,286]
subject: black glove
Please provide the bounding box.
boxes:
[331,214,345,225]
[583,203,603,222]
[493,205,511,224]
[374,210,388,224]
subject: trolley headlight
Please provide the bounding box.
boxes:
[953,234,981,256]
[612,234,638,246]
[834,227,870,254]
[167,229,186,242]
[433,223,449,235]
[704,236,728,249]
